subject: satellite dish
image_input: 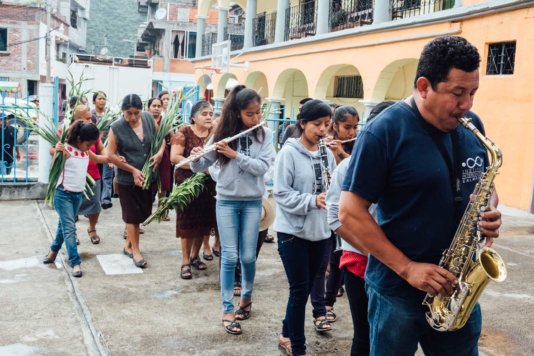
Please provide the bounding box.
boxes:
[154,8,167,20]
[100,47,109,55]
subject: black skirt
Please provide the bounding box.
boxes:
[118,184,153,224]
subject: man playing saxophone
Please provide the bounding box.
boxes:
[339,36,502,355]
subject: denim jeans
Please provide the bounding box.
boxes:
[50,186,83,267]
[100,163,114,204]
[325,248,344,307]
[216,199,262,313]
[310,235,332,318]
[278,232,330,356]
[366,284,481,356]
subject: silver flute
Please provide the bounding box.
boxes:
[174,122,264,169]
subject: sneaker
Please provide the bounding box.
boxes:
[102,202,112,210]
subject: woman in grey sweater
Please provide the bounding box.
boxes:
[190,85,275,335]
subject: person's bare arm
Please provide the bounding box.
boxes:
[170,132,190,169]
[339,191,457,297]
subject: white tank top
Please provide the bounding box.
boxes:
[56,143,90,192]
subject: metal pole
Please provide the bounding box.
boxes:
[45,1,52,83]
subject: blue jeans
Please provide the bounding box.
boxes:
[278,233,330,356]
[310,234,333,318]
[100,163,113,204]
[216,199,262,313]
[367,285,481,356]
[50,186,83,267]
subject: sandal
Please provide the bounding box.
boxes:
[233,281,242,296]
[190,257,207,270]
[313,316,332,332]
[326,306,337,323]
[212,248,221,257]
[203,252,214,261]
[88,228,100,244]
[264,234,275,243]
[222,319,242,335]
[180,264,192,279]
[278,335,292,355]
[123,248,133,259]
[235,301,252,321]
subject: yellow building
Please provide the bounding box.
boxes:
[191,0,534,212]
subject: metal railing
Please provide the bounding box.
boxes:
[254,11,277,47]
[0,93,37,183]
[329,0,373,31]
[391,0,455,20]
[285,0,318,41]
[202,33,217,56]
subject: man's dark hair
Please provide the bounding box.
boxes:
[415,36,480,89]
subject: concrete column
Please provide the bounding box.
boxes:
[243,0,257,48]
[316,0,330,34]
[163,24,172,72]
[196,16,206,58]
[373,0,392,25]
[359,99,380,124]
[275,0,289,43]
[217,7,229,43]
[213,97,225,115]
[266,97,283,141]
[38,83,53,184]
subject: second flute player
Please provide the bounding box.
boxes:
[190,85,276,336]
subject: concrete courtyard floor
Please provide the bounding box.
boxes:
[0,199,533,355]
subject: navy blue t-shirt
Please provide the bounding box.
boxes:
[342,101,489,299]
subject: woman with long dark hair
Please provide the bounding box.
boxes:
[190,85,276,335]
[273,100,336,356]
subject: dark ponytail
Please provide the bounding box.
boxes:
[67,120,99,146]
[213,85,263,166]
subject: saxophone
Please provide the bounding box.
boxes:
[422,117,507,332]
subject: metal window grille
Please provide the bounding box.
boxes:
[335,75,363,98]
[486,42,516,75]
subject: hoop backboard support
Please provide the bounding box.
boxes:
[212,40,230,74]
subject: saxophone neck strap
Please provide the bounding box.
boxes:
[409,98,463,208]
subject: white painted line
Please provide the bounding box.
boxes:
[0,256,48,271]
[0,343,39,356]
[96,254,143,275]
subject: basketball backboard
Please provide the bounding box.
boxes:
[212,41,230,74]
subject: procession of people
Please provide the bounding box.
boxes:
[43,36,503,356]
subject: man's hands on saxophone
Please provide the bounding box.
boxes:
[400,261,457,298]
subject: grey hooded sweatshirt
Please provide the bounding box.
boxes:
[273,137,336,241]
[191,127,275,201]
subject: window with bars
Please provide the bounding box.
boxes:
[486,41,516,75]
[334,75,363,98]
[71,9,78,29]
[0,28,7,51]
